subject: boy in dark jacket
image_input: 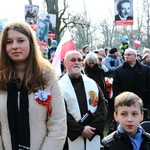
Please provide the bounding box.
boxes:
[101,91,150,150]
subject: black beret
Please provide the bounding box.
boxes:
[109,48,118,54]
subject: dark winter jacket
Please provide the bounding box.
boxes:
[48,46,57,59]
[101,130,150,150]
[84,64,107,98]
[115,14,133,21]
[113,60,150,109]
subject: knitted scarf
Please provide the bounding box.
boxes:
[7,82,30,150]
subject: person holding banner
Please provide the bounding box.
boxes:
[0,20,67,150]
[59,50,107,150]
[115,0,133,21]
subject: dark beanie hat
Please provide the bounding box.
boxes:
[109,48,118,54]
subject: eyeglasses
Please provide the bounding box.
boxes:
[124,53,135,56]
[68,58,83,62]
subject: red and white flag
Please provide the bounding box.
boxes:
[52,29,76,76]
[134,40,141,47]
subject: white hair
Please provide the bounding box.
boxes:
[125,48,137,55]
[84,52,98,63]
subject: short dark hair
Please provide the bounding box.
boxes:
[46,15,50,19]
[114,92,143,114]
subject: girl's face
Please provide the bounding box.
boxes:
[6,30,30,64]
[114,104,143,138]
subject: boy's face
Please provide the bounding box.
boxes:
[114,104,143,137]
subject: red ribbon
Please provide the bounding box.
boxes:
[36,95,52,116]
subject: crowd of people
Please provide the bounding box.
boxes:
[39,32,150,149]
[0,19,150,150]
[44,37,150,149]
[0,20,67,150]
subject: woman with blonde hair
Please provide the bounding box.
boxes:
[0,20,67,150]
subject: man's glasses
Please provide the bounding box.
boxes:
[68,58,83,62]
[124,53,135,56]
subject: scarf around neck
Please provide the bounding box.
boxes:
[118,124,143,150]
[7,81,30,150]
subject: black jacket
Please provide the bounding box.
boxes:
[113,60,150,109]
[84,64,107,98]
[63,76,108,150]
[115,14,133,21]
[101,130,150,150]
[48,46,57,59]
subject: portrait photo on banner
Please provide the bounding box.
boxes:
[40,13,56,34]
[25,5,39,25]
[114,0,133,26]
[36,19,49,45]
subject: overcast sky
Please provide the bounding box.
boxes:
[0,0,142,24]
[0,0,42,19]
[0,0,115,20]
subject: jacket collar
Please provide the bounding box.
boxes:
[122,60,142,68]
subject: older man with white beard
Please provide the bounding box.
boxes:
[59,50,107,150]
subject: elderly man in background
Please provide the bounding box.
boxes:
[113,48,150,110]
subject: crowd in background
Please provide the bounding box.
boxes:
[0,14,150,150]
[39,34,150,149]
[41,36,150,112]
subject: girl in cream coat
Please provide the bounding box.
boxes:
[0,20,67,150]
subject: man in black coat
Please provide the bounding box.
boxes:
[113,48,150,110]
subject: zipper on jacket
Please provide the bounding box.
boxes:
[18,91,20,111]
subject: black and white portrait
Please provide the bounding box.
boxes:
[25,5,39,24]
[40,13,56,34]
[36,19,49,42]
[114,0,133,21]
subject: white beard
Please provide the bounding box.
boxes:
[71,67,82,74]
